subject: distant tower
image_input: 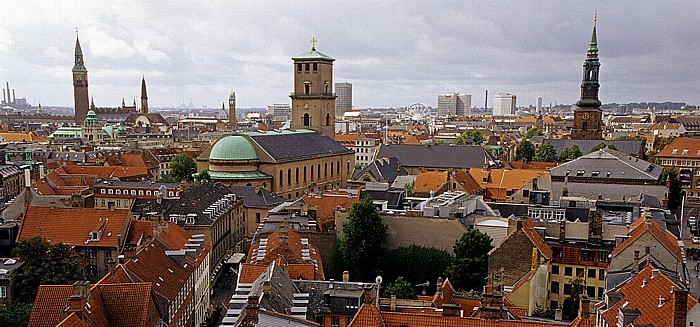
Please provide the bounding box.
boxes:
[536,97,543,114]
[72,34,90,124]
[141,76,148,113]
[290,38,336,139]
[335,82,352,116]
[228,91,237,128]
[572,15,603,140]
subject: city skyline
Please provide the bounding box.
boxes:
[1,1,699,109]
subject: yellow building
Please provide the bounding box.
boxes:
[290,41,336,139]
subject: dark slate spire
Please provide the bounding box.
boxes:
[141,76,148,99]
[73,35,87,72]
[575,15,601,109]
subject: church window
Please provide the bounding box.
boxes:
[297,63,302,72]
[288,168,292,185]
[280,170,283,186]
[296,167,299,183]
[304,82,311,95]
[582,121,588,131]
[313,63,318,71]
[337,161,341,176]
[325,82,329,95]
[324,163,328,178]
[318,164,321,179]
[326,113,331,126]
[303,166,307,182]
[303,113,311,126]
[305,63,310,71]
[311,165,314,180]
[330,162,334,176]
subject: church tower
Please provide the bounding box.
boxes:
[290,39,336,139]
[228,91,237,128]
[73,35,90,125]
[572,16,603,140]
[141,76,149,113]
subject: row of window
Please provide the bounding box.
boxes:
[550,282,603,301]
[552,265,605,280]
[100,199,131,208]
[100,188,178,197]
[660,159,700,167]
[317,316,352,327]
[297,62,318,72]
[278,161,350,187]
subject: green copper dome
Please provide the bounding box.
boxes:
[209,135,258,161]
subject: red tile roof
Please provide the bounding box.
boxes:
[655,137,700,158]
[413,171,449,194]
[28,285,73,327]
[600,265,697,327]
[18,206,132,248]
[304,192,358,229]
[522,220,553,259]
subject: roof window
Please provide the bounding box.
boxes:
[672,149,678,155]
[682,149,689,156]
[576,170,585,177]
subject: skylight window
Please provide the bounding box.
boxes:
[576,170,585,177]
[591,171,600,177]
[682,149,689,156]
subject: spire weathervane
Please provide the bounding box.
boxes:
[310,37,317,50]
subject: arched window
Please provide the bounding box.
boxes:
[303,166,307,182]
[262,182,267,189]
[330,162,334,176]
[347,161,351,174]
[326,113,331,126]
[303,113,311,126]
[318,164,321,179]
[324,163,328,178]
[287,168,291,185]
[295,167,299,183]
[279,170,283,186]
[311,165,314,180]
[324,81,329,95]
[337,161,341,176]
[582,121,588,131]
[304,82,311,95]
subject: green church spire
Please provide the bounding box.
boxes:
[73,34,87,72]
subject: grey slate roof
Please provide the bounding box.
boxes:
[163,183,233,225]
[248,130,351,162]
[294,280,368,316]
[375,144,498,169]
[551,148,663,181]
[229,185,286,209]
[551,182,667,204]
[543,139,643,157]
[352,156,407,182]
[130,197,178,218]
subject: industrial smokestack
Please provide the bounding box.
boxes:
[12,89,15,103]
[2,89,5,103]
[6,82,9,103]
[484,89,488,110]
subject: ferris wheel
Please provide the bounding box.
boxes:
[405,102,430,121]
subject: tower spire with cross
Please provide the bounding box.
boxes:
[310,37,317,50]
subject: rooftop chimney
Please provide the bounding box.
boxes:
[241,296,259,326]
[390,295,397,311]
[342,270,349,282]
[362,284,375,305]
[672,288,688,327]
[441,303,461,317]
[632,250,640,275]
[579,295,591,319]
[66,281,90,319]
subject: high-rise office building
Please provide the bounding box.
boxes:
[536,97,543,113]
[437,93,471,117]
[335,82,352,115]
[493,93,517,116]
[267,103,292,120]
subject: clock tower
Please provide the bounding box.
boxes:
[73,35,90,125]
[572,16,603,140]
[290,38,336,139]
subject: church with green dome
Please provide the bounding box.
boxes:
[197,129,354,199]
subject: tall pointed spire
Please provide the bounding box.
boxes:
[140,76,149,113]
[73,33,87,72]
[572,14,603,140]
[587,14,598,55]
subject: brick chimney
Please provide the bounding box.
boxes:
[442,303,461,317]
[362,284,375,305]
[240,296,259,326]
[632,250,640,275]
[579,295,591,319]
[66,281,90,319]
[672,288,688,327]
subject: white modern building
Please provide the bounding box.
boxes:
[437,93,471,117]
[267,103,292,121]
[493,93,517,116]
[335,82,352,116]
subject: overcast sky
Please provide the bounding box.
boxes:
[1,1,699,109]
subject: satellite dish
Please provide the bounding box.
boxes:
[375,276,383,285]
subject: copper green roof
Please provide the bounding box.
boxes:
[229,91,236,100]
[208,170,271,180]
[292,49,335,61]
[209,135,258,161]
[73,36,87,72]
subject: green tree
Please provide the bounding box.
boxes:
[194,170,211,183]
[382,245,453,294]
[0,302,33,327]
[532,304,556,319]
[525,127,543,139]
[663,168,683,210]
[13,237,83,303]
[326,240,346,280]
[383,276,416,299]
[341,198,388,281]
[456,129,483,145]
[560,145,583,162]
[446,230,493,291]
[562,277,585,320]
[168,153,197,182]
[534,143,557,162]
[515,140,535,162]
[589,142,617,153]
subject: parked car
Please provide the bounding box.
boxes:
[693,236,700,244]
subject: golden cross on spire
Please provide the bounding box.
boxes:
[310,37,317,50]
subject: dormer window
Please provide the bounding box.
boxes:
[682,149,689,156]
[672,149,678,155]
[576,170,585,177]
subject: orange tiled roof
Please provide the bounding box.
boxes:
[304,192,359,227]
[600,265,697,327]
[515,116,537,123]
[468,168,548,201]
[413,171,449,194]
[655,137,700,158]
[610,217,683,261]
[18,206,132,248]
[453,170,482,195]
[241,228,324,282]
[0,131,47,142]
[28,285,73,327]
[522,220,553,259]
